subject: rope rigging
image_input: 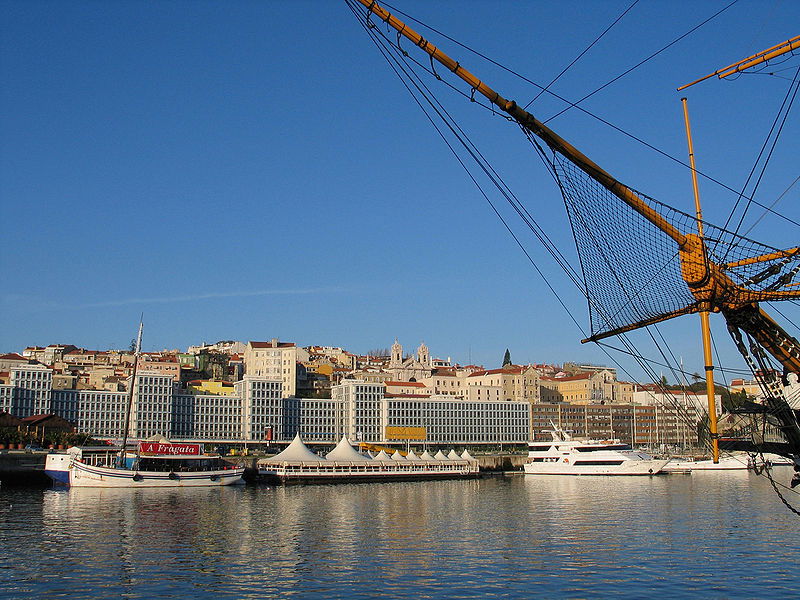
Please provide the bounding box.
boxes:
[349,0,800,510]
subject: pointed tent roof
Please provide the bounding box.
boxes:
[447,450,461,460]
[405,450,421,461]
[391,450,406,461]
[461,449,477,461]
[420,450,436,460]
[268,434,322,462]
[326,437,371,461]
[434,450,449,460]
[373,450,393,461]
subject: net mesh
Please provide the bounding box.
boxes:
[544,149,800,339]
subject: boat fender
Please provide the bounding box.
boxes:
[210,474,219,482]
[564,458,569,464]
[168,472,179,480]
[132,473,143,482]
[648,469,653,474]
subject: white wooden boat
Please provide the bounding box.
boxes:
[46,442,244,487]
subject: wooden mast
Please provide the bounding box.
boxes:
[117,319,143,468]
[681,97,720,462]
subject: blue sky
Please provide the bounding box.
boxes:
[2,0,798,383]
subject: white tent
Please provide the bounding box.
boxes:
[326,437,371,461]
[264,434,322,463]
[447,450,461,460]
[461,449,477,461]
[434,450,449,461]
[420,450,436,461]
[391,450,406,461]
[405,450,421,461]
[373,450,393,461]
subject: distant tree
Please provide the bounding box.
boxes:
[129,338,137,353]
[367,348,390,357]
[502,349,512,367]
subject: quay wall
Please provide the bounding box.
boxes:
[0,450,50,484]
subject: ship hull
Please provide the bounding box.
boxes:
[66,460,244,487]
[524,459,669,476]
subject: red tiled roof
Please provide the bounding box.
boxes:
[0,353,26,361]
[20,414,57,425]
[385,380,426,387]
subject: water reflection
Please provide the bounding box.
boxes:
[0,472,796,599]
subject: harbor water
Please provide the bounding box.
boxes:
[1,471,798,599]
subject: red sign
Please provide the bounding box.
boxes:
[138,442,201,456]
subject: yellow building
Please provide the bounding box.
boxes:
[187,380,236,396]
[540,370,617,404]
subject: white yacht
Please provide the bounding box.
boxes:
[524,428,669,476]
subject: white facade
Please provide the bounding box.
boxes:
[235,376,283,441]
[632,389,721,419]
[332,380,530,445]
[51,389,128,439]
[8,364,53,417]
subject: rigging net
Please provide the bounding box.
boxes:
[528,139,800,341]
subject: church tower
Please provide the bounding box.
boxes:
[390,339,403,368]
[417,342,431,367]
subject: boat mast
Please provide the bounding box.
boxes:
[118,319,143,467]
[681,97,720,462]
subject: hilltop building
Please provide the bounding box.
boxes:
[244,339,310,397]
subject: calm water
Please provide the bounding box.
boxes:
[1,472,799,599]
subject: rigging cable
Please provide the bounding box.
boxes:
[742,173,800,238]
[523,0,640,109]
[722,65,800,257]
[542,0,739,124]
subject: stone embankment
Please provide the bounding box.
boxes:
[0,450,50,485]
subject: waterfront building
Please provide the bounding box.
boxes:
[632,385,722,416]
[3,363,550,447]
[52,388,128,439]
[332,379,530,446]
[0,364,54,417]
[529,402,699,449]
